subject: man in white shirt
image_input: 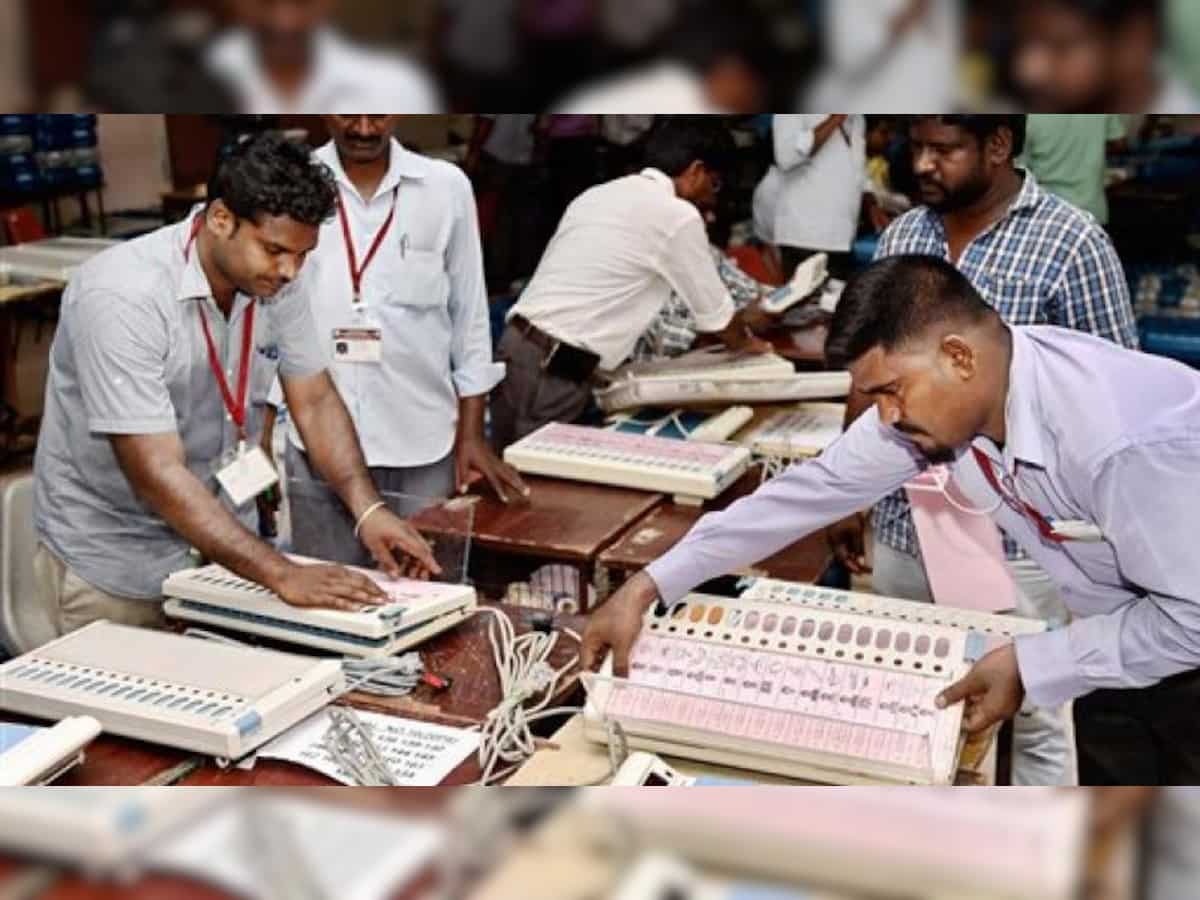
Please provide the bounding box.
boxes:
[753,115,867,281]
[554,10,770,115]
[807,0,961,112]
[268,115,526,567]
[207,1,439,114]
[492,118,771,448]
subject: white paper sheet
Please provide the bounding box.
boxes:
[147,795,445,900]
[256,708,480,786]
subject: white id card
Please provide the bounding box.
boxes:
[215,444,280,507]
[332,326,383,364]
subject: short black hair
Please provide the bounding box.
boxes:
[643,116,736,178]
[667,2,774,80]
[825,255,997,368]
[207,132,337,227]
[1025,0,1162,28]
[909,115,1028,159]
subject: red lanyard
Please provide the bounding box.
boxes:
[971,447,1067,544]
[337,186,398,305]
[184,213,257,443]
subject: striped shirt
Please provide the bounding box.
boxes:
[872,170,1138,559]
[631,246,763,362]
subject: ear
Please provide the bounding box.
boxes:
[984,128,1013,167]
[682,159,706,185]
[940,334,977,381]
[207,200,237,240]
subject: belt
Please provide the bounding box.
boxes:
[510,314,562,356]
[509,314,605,385]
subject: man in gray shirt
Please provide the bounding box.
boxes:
[33,133,438,638]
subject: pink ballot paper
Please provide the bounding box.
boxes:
[905,468,1017,614]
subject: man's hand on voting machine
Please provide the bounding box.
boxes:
[356,507,442,581]
[275,561,390,611]
[581,570,660,676]
[936,643,1025,734]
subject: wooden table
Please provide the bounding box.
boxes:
[410,477,663,610]
[48,603,584,787]
[596,466,833,599]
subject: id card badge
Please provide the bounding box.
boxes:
[331,323,383,364]
[215,442,280,507]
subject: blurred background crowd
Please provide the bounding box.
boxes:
[1,0,1198,115]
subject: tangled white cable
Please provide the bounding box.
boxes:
[473,606,583,785]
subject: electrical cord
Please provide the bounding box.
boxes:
[472,606,583,785]
[181,628,426,700]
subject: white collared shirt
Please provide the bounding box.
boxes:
[277,139,502,468]
[554,62,721,114]
[509,168,735,370]
[753,114,867,252]
[34,215,326,598]
[806,0,961,112]
[206,27,440,114]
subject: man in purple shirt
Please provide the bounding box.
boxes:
[583,254,1200,785]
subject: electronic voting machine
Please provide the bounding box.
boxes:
[163,555,477,658]
[587,789,1088,900]
[594,348,852,414]
[0,715,101,785]
[0,621,342,760]
[583,583,1045,785]
[742,403,847,462]
[504,422,751,505]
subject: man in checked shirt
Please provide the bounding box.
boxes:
[825,115,1137,786]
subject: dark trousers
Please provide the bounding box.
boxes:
[1074,668,1200,785]
[780,246,852,282]
[489,325,600,450]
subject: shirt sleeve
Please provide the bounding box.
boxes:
[1048,228,1139,349]
[657,214,735,334]
[1015,439,1200,708]
[445,167,505,397]
[272,274,330,380]
[71,289,177,435]
[646,408,924,602]
[1106,114,1128,141]
[772,115,821,172]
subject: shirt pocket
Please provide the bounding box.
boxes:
[248,317,282,405]
[976,273,1046,325]
[374,249,450,312]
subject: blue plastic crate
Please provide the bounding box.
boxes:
[0,152,34,172]
[0,115,34,136]
[34,114,97,130]
[0,168,41,193]
[1139,315,1200,366]
[70,164,103,188]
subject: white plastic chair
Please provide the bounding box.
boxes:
[1,472,56,655]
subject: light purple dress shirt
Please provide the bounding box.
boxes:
[647,326,1200,709]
